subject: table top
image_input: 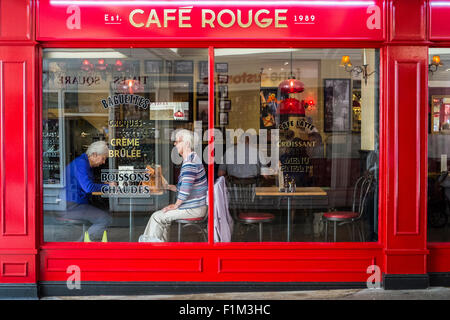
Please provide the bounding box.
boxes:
[255,186,327,196]
[92,191,165,196]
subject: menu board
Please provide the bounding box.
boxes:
[150,102,190,121]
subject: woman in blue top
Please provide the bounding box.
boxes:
[64,141,112,241]
[139,129,207,242]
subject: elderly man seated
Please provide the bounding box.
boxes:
[139,129,208,242]
[63,140,113,241]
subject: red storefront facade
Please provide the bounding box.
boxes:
[0,0,449,298]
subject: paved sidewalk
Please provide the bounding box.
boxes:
[41,287,450,300]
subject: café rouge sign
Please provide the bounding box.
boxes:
[129,8,289,29]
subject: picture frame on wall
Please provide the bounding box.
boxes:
[218,75,228,84]
[260,87,278,130]
[219,99,231,111]
[198,61,208,81]
[145,60,163,74]
[146,76,194,122]
[215,62,228,73]
[196,99,209,124]
[165,60,173,74]
[323,78,351,132]
[197,82,208,97]
[174,60,194,74]
[219,85,228,99]
[219,112,228,125]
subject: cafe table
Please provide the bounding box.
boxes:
[255,186,327,242]
[92,190,165,242]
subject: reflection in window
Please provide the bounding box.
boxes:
[43,48,209,242]
[214,48,379,242]
[428,49,450,242]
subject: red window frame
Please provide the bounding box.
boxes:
[38,41,385,253]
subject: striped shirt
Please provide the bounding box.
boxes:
[176,152,208,209]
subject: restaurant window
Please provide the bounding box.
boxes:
[214,48,379,242]
[43,48,209,242]
[428,49,450,242]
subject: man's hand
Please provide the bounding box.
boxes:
[164,184,177,192]
[162,204,179,212]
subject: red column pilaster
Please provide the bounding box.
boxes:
[383,0,429,289]
[0,0,38,296]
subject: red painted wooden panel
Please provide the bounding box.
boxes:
[385,46,428,275]
[428,245,450,272]
[0,254,35,283]
[2,262,28,277]
[429,0,450,40]
[46,257,203,273]
[0,0,32,41]
[385,251,427,274]
[218,257,374,273]
[390,0,426,41]
[0,47,36,252]
[395,61,421,236]
[1,61,28,237]
[40,248,383,283]
[0,46,37,284]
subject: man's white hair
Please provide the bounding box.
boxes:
[86,140,109,156]
[175,129,195,149]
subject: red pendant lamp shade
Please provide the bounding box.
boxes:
[96,58,107,71]
[278,78,305,94]
[115,59,124,72]
[174,110,184,118]
[81,59,92,71]
[279,98,305,116]
[116,79,144,94]
[278,51,304,94]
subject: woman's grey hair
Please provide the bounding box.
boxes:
[86,140,109,156]
[175,129,195,149]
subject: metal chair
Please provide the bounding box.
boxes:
[226,176,274,242]
[323,172,374,242]
[175,213,208,242]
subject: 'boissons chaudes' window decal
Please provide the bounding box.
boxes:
[42,48,379,243]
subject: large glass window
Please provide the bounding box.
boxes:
[42,47,379,244]
[43,48,209,242]
[428,49,450,242]
[214,48,379,242]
